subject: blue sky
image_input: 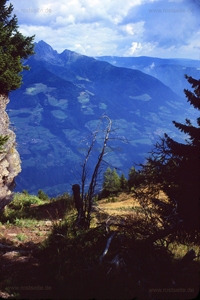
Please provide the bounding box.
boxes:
[8,0,200,59]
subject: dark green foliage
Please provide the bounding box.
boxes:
[0,0,35,95]
[139,75,200,239]
[38,189,49,201]
[120,173,128,191]
[128,166,138,190]
[102,167,120,197]
[0,192,44,223]
[0,134,9,152]
[22,189,29,195]
[102,167,112,192]
[105,194,118,203]
[0,192,74,225]
[50,192,75,212]
[164,75,200,235]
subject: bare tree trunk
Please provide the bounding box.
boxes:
[77,114,127,228]
[86,115,112,227]
[72,184,85,226]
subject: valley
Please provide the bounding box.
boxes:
[7,41,199,196]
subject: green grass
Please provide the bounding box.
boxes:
[0,191,50,224]
[105,194,119,203]
[169,242,200,260]
[36,232,44,236]
[15,233,28,241]
[14,218,39,228]
[0,192,75,227]
[10,192,46,209]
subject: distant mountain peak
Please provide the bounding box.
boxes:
[34,40,59,62]
[34,41,85,65]
[59,48,83,63]
[37,40,52,46]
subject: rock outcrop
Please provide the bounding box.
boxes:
[0,94,21,211]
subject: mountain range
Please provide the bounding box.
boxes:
[7,40,199,196]
[95,55,200,97]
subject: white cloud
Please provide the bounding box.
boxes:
[121,21,145,36]
[124,41,157,56]
[144,62,155,73]
[130,42,142,54]
[8,0,200,58]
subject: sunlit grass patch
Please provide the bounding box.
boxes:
[169,242,200,261]
[10,192,46,209]
[15,233,28,241]
[14,218,39,228]
[0,193,48,224]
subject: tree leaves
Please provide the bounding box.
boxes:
[0,0,35,95]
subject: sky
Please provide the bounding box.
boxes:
[8,0,200,59]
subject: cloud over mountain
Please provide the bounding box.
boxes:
[9,0,200,59]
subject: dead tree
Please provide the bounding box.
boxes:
[86,115,112,226]
[72,184,85,226]
[75,114,128,228]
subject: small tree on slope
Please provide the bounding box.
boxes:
[102,167,121,196]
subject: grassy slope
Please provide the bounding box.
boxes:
[0,191,199,299]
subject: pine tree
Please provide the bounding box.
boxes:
[102,167,120,196]
[139,75,200,238]
[128,166,138,190]
[111,168,120,192]
[120,173,128,191]
[163,75,200,235]
[0,0,35,95]
[102,167,112,193]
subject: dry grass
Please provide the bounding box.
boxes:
[98,192,141,215]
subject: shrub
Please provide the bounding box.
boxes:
[38,189,49,201]
[22,190,29,195]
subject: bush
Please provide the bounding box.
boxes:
[50,193,75,211]
[22,190,29,195]
[38,189,49,201]
[11,193,43,209]
[0,193,43,223]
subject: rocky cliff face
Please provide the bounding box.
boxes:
[0,94,21,211]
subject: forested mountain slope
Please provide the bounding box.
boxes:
[96,55,200,97]
[8,41,196,196]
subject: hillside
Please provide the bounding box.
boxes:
[95,55,200,97]
[0,191,199,299]
[7,41,197,196]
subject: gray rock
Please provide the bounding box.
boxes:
[0,243,12,250]
[44,220,53,226]
[0,94,21,211]
[7,233,17,237]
